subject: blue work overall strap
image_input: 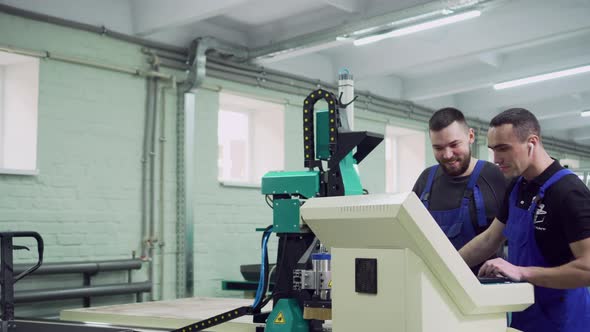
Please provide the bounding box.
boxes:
[464,160,487,228]
[420,161,482,254]
[533,169,574,210]
[419,165,439,209]
[506,168,590,332]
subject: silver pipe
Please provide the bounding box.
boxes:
[0,45,175,81]
[158,83,168,301]
[148,78,159,301]
[174,90,196,298]
[208,58,325,90]
[0,46,44,58]
[0,4,187,56]
[183,93,196,298]
[207,68,313,97]
[141,79,153,262]
[142,47,188,63]
[173,37,236,298]
[175,91,186,298]
[158,58,191,71]
[144,48,191,71]
[206,61,317,93]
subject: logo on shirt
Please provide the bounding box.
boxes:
[534,203,547,231]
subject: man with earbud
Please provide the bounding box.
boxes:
[459,108,590,331]
[412,107,507,274]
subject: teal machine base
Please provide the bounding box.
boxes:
[265,299,309,332]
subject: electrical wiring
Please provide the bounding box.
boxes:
[253,226,273,308]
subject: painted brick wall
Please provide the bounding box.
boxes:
[0,12,179,317]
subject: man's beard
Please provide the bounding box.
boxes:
[439,153,471,177]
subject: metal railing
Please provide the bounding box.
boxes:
[12,259,150,307]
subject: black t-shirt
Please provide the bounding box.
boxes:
[498,160,590,266]
[413,160,507,234]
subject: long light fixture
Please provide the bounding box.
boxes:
[581,110,590,117]
[353,10,481,46]
[494,65,590,90]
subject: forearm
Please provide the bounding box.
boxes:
[522,258,590,289]
[459,232,503,268]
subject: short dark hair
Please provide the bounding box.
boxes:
[429,107,468,131]
[489,108,540,142]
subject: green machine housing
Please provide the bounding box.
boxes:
[259,88,383,332]
[261,171,319,233]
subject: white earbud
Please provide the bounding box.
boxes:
[528,143,534,157]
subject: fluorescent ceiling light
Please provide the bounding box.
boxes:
[353,10,481,46]
[494,65,590,90]
[338,8,456,41]
[581,110,590,117]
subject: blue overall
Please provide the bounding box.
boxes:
[504,169,590,332]
[420,159,488,251]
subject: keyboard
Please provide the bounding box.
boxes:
[478,276,512,284]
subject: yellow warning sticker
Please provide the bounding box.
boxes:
[274,312,286,324]
[328,280,332,288]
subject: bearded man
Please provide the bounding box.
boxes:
[412,107,506,274]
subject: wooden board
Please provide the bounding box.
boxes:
[61,297,268,332]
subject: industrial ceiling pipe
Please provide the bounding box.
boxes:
[0,3,187,57]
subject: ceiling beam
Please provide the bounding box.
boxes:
[146,20,250,47]
[405,50,590,101]
[569,126,590,141]
[247,0,495,60]
[540,114,590,131]
[478,52,503,67]
[355,75,404,99]
[254,40,346,64]
[323,0,360,13]
[331,4,590,80]
[131,0,250,36]
[456,74,590,118]
[400,28,590,100]
[534,93,590,121]
[262,53,336,83]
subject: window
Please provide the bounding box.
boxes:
[218,92,285,186]
[385,125,425,193]
[0,51,39,174]
[560,158,579,169]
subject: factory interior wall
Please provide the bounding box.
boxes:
[0,12,179,317]
[3,10,590,319]
[2,59,39,170]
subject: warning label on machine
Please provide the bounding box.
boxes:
[274,312,286,324]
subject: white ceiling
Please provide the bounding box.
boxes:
[2,0,590,143]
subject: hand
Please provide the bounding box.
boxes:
[478,258,526,282]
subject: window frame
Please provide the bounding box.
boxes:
[0,52,40,175]
[217,91,285,187]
